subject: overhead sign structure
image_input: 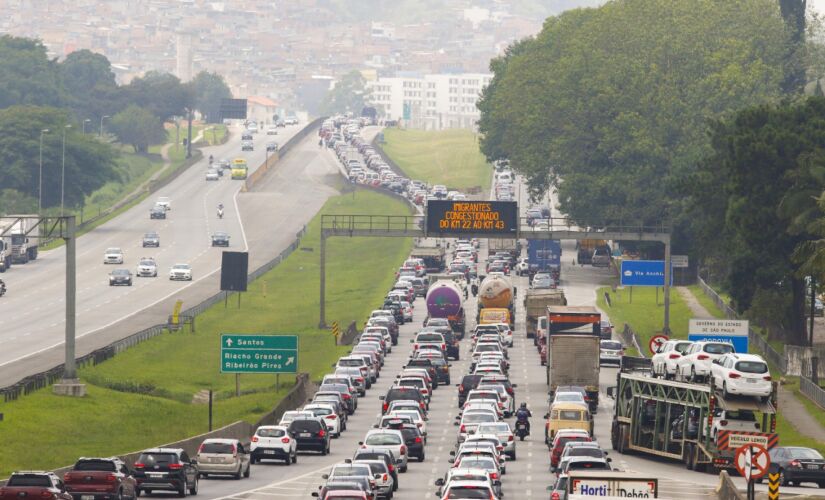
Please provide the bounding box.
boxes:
[220,334,298,374]
[426,200,518,237]
[619,260,673,287]
[649,334,668,354]
[688,318,749,354]
[219,98,248,120]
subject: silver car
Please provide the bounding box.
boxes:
[361,429,408,472]
[136,258,158,277]
[476,422,516,460]
[196,438,250,479]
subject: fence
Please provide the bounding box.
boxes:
[800,375,825,411]
[0,120,324,402]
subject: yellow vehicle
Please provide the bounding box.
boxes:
[231,158,248,180]
[479,307,511,326]
[544,402,593,441]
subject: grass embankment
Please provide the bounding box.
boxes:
[0,188,412,478]
[382,128,492,193]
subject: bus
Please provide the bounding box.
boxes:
[231,158,248,180]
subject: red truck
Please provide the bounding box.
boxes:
[0,472,72,500]
[63,458,137,500]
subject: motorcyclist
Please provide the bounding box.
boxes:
[515,402,532,434]
[217,202,224,218]
[0,278,6,296]
[209,154,214,164]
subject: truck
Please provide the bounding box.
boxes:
[525,289,567,340]
[547,306,602,410]
[607,357,778,473]
[565,471,659,498]
[0,220,12,272]
[477,274,515,327]
[488,238,520,258]
[411,246,446,273]
[527,239,561,279]
[7,215,39,264]
[425,279,466,335]
[576,239,608,265]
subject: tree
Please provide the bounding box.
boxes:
[0,36,62,109]
[108,105,166,153]
[0,105,118,209]
[59,49,120,122]
[320,71,369,116]
[123,71,193,123]
[476,0,790,230]
[191,71,232,123]
[779,0,807,94]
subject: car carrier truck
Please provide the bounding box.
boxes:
[607,357,778,473]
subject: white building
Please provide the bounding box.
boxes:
[367,72,492,130]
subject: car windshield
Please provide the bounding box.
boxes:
[7,475,52,487]
[200,442,235,454]
[602,342,622,350]
[140,260,154,266]
[463,413,496,424]
[735,361,768,374]
[556,393,584,402]
[552,410,584,420]
[332,466,369,477]
[256,428,286,437]
[136,453,178,466]
[568,448,604,458]
[73,460,117,471]
[457,457,495,470]
[173,265,189,270]
[446,487,492,498]
[789,448,825,459]
[112,269,129,275]
[145,233,157,238]
[366,433,402,445]
[704,343,734,354]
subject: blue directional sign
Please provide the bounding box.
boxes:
[620,260,673,287]
[220,334,298,374]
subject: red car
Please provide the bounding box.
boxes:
[64,458,137,500]
[0,472,72,500]
[550,433,592,469]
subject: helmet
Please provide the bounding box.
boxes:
[520,402,527,409]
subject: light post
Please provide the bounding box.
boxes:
[61,124,71,216]
[39,128,49,213]
[81,118,91,134]
[99,115,109,138]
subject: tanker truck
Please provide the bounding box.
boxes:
[425,280,466,335]
[476,274,515,328]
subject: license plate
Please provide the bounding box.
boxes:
[806,464,820,469]
[264,450,275,455]
[300,432,311,438]
[81,496,95,500]
[747,378,758,383]
[147,473,164,478]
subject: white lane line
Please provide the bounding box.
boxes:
[210,464,332,500]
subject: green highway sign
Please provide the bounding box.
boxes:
[220,334,298,374]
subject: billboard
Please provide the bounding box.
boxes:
[426,200,518,237]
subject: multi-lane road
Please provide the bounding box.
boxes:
[0,121,348,387]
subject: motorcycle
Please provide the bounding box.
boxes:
[217,208,224,219]
[515,419,529,441]
[0,280,6,297]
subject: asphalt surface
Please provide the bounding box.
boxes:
[0,122,315,386]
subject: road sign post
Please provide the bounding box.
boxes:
[331,321,340,345]
[220,334,299,374]
[649,334,668,355]
[735,443,770,500]
[767,463,780,500]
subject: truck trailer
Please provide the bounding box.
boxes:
[547,306,601,411]
[608,357,778,473]
[527,239,561,279]
[524,289,566,339]
[7,214,39,264]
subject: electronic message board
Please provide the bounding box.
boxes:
[426,200,518,237]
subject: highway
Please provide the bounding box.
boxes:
[0,121,331,386]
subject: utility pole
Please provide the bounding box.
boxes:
[53,215,86,396]
[99,115,109,138]
[60,125,71,217]
[39,129,49,213]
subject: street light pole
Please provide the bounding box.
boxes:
[82,118,91,134]
[39,129,49,213]
[61,124,71,217]
[99,115,109,138]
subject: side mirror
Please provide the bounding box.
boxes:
[434,478,444,487]
[321,474,329,480]
[410,339,414,343]
[311,493,319,498]
[543,413,549,419]
[449,451,456,456]
[511,384,518,388]
[606,387,616,399]
[358,441,364,446]
[453,421,460,426]
[607,458,613,462]
[378,395,385,400]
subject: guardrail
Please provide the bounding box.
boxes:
[0,118,323,402]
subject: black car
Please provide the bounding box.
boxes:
[428,355,451,385]
[380,387,425,414]
[385,419,426,462]
[109,269,133,286]
[765,447,825,487]
[382,300,405,324]
[288,418,331,455]
[370,316,399,345]
[457,374,484,408]
[319,383,357,414]
[406,358,438,386]
[142,232,160,247]
[211,232,230,247]
[150,206,166,219]
[133,448,199,497]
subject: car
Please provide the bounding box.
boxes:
[136,257,158,277]
[559,456,612,475]
[3,472,72,500]
[196,438,250,479]
[440,480,497,499]
[304,403,343,437]
[266,141,278,152]
[765,446,825,487]
[359,429,408,472]
[211,232,230,247]
[266,125,279,135]
[324,463,374,495]
[456,410,499,443]
[353,459,395,498]
[104,247,124,264]
[155,197,171,210]
[142,231,160,247]
[382,419,426,462]
[319,382,357,413]
[651,340,694,379]
[133,448,199,497]
[380,387,425,414]
[555,441,608,474]
[709,409,762,441]
[457,374,485,407]
[109,268,133,286]
[241,140,254,151]
[549,430,592,469]
[288,417,331,455]
[515,258,529,276]
[285,116,299,125]
[434,468,501,499]
[710,353,772,398]
[353,448,400,491]
[250,425,297,464]
[315,479,373,500]
[150,205,166,219]
[63,458,137,500]
[218,159,231,170]
[205,169,220,181]
[169,263,193,281]
[279,410,315,427]
[676,341,736,382]
[599,340,624,365]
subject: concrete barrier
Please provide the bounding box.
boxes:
[715,471,746,500]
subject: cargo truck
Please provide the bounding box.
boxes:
[411,246,446,273]
[525,289,567,339]
[477,274,515,327]
[547,306,601,411]
[527,239,561,279]
[576,239,608,265]
[564,471,659,498]
[7,215,39,263]
[607,357,778,473]
[488,238,520,258]
[0,220,12,272]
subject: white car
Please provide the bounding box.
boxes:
[303,403,342,437]
[388,410,427,439]
[476,422,516,460]
[266,125,278,135]
[515,258,529,276]
[136,257,158,277]
[709,408,762,441]
[710,353,772,398]
[676,341,735,382]
[278,410,315,427]
[155,196,171,210]
[169,263,192,281]
[361,429,408,472]
[400,301,414,322]
[250,425,297,464]
[205,169,219,181]
[651,340,694,379]
[457,410,499,443]
[435,470,500,499]
[491,323,514,347]
[104,247,124,264]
